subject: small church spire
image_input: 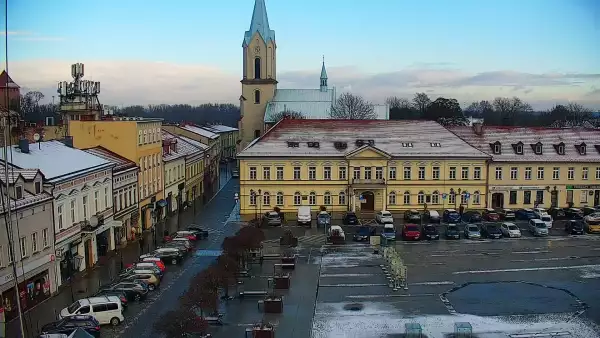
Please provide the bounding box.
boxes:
[320,56,328,92]
[243,0,276,46]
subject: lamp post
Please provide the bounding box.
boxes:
[258,189,262,221]
[250,190,257,221]
[449,188,455,209]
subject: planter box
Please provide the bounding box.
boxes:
[264,298,283,313]
[274,276,290,289]
[251,328,275,338]
[281,256,296,264]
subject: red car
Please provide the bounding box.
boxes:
[402,224,421,241]
[175,231,197,241]
[141,257,166,271]
[482,208,500,221]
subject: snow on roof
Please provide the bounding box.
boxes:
[0,168,40,185]
[161,130,207,162]
[181,125,219,139]
[84,147,137,172]
[177,135,209,151]
[161,130,187,162]
[239,119,489,158]
[204,124,238,133]
[0,141,113,181]
[448,126,600,162]
[1,189,53,214]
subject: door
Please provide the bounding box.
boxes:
[551,191,558,208]
[594,190,600,206]
[84,239,93,269]
[491,193,504,209]
[361,191,375,211]
[92,304,108,324]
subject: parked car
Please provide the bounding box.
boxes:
[263,211,282,226]
[500,222,522,238]
[140,256,166,271]
[381,224,397,241]
[317,211,331,227]
[170,236,193,248]
[104,281,148,301]
[40,315,101,337]
[482,208,500,221]
[445,224,460,239]
[343,212,359,225]
[464,224,481,239]
[540,213,553,229]
[353,226,375,242]
[376,210,394,224]
[187,225,209,239]
[297,206,312,226]
[481,223,502,239]
[145,248,184,265]
[422,224,439,240]
[462,211,482,223]
[121,272,160,291]
[528,219,549,236]
[133,262,165,275]
[174,231,197,241]
[327,225,346,242]
[401,224,421,241]
[564,208,584,220]
[93,290,128,308]
[548,207,567,220]
[565,220,584,235]
[533,207,547,219]
[443,209,461,223]
[163,241,190,253]
[584,214,600,234]
[516,208,537,220]
[59,296,124,326]
[498,208,516,220]
[582,206,600,216]
[423,210,441,223]
[404,210,421,223]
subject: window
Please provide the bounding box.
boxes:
[324,192,332,205]
[276,167,284,180]
[432,191,440,204]
[461,192,468,204]
[580,145,587,155]
[31,232,38,253]
[263,167,271,180]
[536,190,544,204]
[596,167,600,180]
[388,191,396,205]
[403,167,411,180]
[82,196,88,219]
[339,167,347,180]
[375,167,383,180]
[338,191,346,205]
[568,167,574,180]
[19,236,26,258]
[7,245,13,264]
[389,167,396,180]
[493,143,501,154]
[249,191,256,205]
[94,191,99,213]
[15,186,23,199]
[418,167,425,180]
[294,167,301,180]
[474,167,481,180]
[583,167,589,180]
[509,191,517,205]
[254,130,260,139]
[42,228,49,248]
[57,204,64,230]
[461,167,469,180]
[553,167,560,180]
[138,131,143,144]
[495,167,502,180]
[417,191,425,204]
[525,167,532,180]
[263,192,270,206]
[308,167,316,180]
[35,181,41,194]
[448,192,456,205]
[581,190,588,204]
[403,191,411,205]
[70,200,76,224]
[449,167,456,180]
[516,144,523,154]
[254,89,260,104]
[510,167,518,180]
[364,167,372,180]
[537,167,544,180]
[324,167,331,180]
[432,166,440,180]
[276,192,284,206]
[249,167,257,180]
[535,144,543,155]
[309,192,316,205]
[353,167,360,180]
[473,191,480,204]
[524,190,531,204]
[254,57,261,79]
[294,192,302,205]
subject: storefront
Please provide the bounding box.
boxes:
[1,270,52,321]
[566,185,600,207]
[54,224,84,287]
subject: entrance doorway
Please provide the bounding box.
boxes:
[361,191,375,211]
[491,193,504,209]
[595,190,600,206]
[84,239,93,269]
[551,191,558,208]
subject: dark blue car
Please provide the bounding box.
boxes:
[516,208,536,220]
[443,209,461,223]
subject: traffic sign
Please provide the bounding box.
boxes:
[442,193,448,199]
[234,193,239,200]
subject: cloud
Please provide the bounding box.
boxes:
[5,59,600,110]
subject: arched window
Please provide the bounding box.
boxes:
[263,192,270,206]
[473,191,480,205]
[403,191,411,205]
[254,57,261,79]
[461,191,468,205]
[418,191,425,204]
[309,192,317,205]
[324,192,331,205]
[388,191,396,205]
[294,192,301,205]
[254,89,260,104]
[338,191,346,205]
[432,191,440,204]
[276,192,284,206]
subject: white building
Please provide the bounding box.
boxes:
[161,131,187,214]
[0,140,116,287]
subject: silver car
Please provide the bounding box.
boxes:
[464,224,481,239]
[376,210,394,224]
[528,219,549,236]
[264,211,282,226]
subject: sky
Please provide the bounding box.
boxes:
[2,0,600,109]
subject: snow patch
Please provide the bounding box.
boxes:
[579,266,600,279]
[317,248,382,268]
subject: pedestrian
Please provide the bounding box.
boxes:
[459,204,464,217]
[139,236,144,253]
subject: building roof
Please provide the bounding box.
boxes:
[162,130,206,162]
[320,60,328,80]
[447,126,600,163]
[0,141,113,181]
[243,0,275,46]
[83,146,137,172]
[0,168,41,185]
[177,134,209,151]
[0,167,53,213]
[161,130,188,162]
[0,70,19,89]
[204,124,238,133]
[181,125,219,139]
[239,119,490,159]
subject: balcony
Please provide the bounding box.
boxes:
[351,178,386,186]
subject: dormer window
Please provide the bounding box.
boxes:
[15,185,23,200]
[402,142,413,148]
[577,142,587,155]
[490,141,501,155]
[512,142,524,155]
[531,142,543,155]
[430,143,441,147]
[553,142,565,155]
[34,181,41,194]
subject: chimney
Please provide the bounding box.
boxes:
[473,122,483,135]
[170,140,177,152]
[18,138,29,153]
[162,143,170,155]
[63,136,74,148]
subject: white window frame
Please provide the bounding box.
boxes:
[473,167,481,180]
[309,167,317,180]
[449,167,456,180]
[389,167,396,180]
[552,167,560,180]
[339,167,346,180]
[583,167,589,180]
[461,167,469,180]
[432,167,440,180]
[19,236,27,258]
[31,232,38,253]
[276,192,284,206]
[57,204,64,230]
[568,167,574,180]
[388,191,396,205]
[510,167,518,180]
[418,167,425,180]
[294,192,301,205]
[324,167,332,180]
[495,167,502,180]
[537,167,544,180]
[42,228,49,248]
[309,192,317,205]
[525,167,532,180]
[403,167,411,180]
[249,167,257,180]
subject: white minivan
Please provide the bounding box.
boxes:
[59,296,124,326]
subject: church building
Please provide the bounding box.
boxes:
[238,0,389,150]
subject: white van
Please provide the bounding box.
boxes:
[59,296,124,326]
[297,206,311,226]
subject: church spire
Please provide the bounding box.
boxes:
[320,56,328,92]
[243,0,276,46]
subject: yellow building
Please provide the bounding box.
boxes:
[69,117,165,230]
[237,119,490,219]
[449,124,600,209]
[203,124,239,160]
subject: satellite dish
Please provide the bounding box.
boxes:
[33,133,41,142]
[90,216,99,228]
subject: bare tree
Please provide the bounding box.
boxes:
[412,92,431,115]
[547,103,594,127]
[385,96,412,109]
[266,110,305,123]
[330,93,376,119]
[492,97,532,125]
[18,91,45,120]
[464,100,494,118]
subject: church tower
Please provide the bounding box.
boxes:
[320,57,328,92]
[239,0,277,150]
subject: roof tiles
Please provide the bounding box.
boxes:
[84,147,137,172]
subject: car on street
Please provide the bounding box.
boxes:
[516,208,537,220]
[40,315,101,337]
[353,226,375,242]
[500,222,522,238]
[565,220,585,235]
[140,256,166,271]
[443,209,461,223]
[59,296,124,326]
[135,260,166,272]
[104,281,148,301]
[93,290,128,308]
[498,208,516,220]
[548,207,567,220]
[327,225,346,242]
[164,241,191,253]
[481,223,502,239]
[121,272,161,291]
[445,224,460,239]
[317,211,331,227]
[540,213,553,228]
[401,224,421,241]
[533,207,547,219]
[482,208,500,222]
[263,211,282,226]
[187,225,209,239]
[121,265,162,279]
[133,262,165,275]
[343,212,359,225]
[297,206,312,226]
[381,224,397,241]
[376,210,394,224]
[422,224,439,240]
[146,247,184,265]
[583,206,600,216]
[564,208,584,220]
[423,210,441,223]
[174,230,198,241]
[404,210,421,223]
[462,211,482,223]
[528,219,549,236]
[464,224,481,239]
[584,214,600,233]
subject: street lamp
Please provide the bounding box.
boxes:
[258,189,262,221]
[250,190,257,220]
